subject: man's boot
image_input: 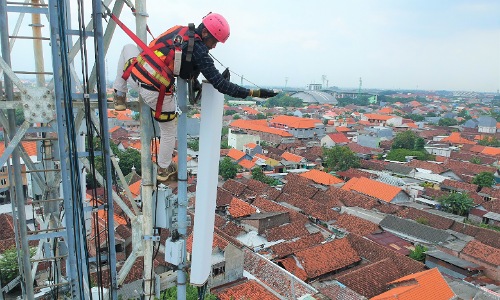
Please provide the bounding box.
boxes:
[157,163,178,183]
[113,92,127,111]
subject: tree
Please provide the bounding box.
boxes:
[118,148,142,176]
[409,244,427,262]
[438,193,474,216]
[470,157,482,164]
[322,146,360,172]
[386,149,431,162]
[438,118,458,126]
[162,283,217,299]
[256,113,266,119]
[187,139,199,151]
[473,172,495,188]
[15,107,25,126]
[251,167,279,186]
[219,157,238,180]
[232,114,241,120]
[391,130,424,150]
[0,247,36,283]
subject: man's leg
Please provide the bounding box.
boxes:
[112,44,140,110]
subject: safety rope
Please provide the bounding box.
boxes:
[208,53,262,89]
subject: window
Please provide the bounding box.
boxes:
[211,263,225,276]
[0,179,6,185]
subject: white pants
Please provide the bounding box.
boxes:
[113,44,177,169]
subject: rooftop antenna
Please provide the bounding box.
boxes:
[322,75,327,89]
[285,77,288,89]
[357,77,362,98]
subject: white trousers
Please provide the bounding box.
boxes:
[113,44,177,169]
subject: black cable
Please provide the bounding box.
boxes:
[208,53,261,89]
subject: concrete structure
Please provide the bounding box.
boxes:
[228,129,261,151]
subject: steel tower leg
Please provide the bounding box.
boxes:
[0,1,35,299]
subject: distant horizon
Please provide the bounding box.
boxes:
[15,76,500,95]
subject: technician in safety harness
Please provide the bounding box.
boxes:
[112,13,277,183]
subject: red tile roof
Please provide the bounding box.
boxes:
[299,169,344,185]
[327,133,350,144]
[269,115,322,129]
[294,238,361,280]
[230,119,293,137]
[281,151,304,163]
[342,177,403,203]
[363,114,395,121]
[238,159,255,170]
[441,132,476,145]
[227,148,246,161]
[228,197,256,218]
[215,279,280,300]
[461,240,500,266]
[334,214,380,236]
[371,268,455,300]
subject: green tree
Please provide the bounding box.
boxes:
[0,247,36,283]
[161,283,217,299]
[409,244,427,262]
[224,110,237,116]
[322,146,360,172]
[15,107,25,126]
[386,149,431,162]
[473,172,495,188]
[438,118,458,126]
[470,157,482,164]
[187,139,199,151]
[251,167,279,186]
[438,193,474,216]
[256,113,266,119]
[391,130,425,150]
[219,157,238,180]
[118,147,142,176]
[232,114,241,120]
[403,114,425,122]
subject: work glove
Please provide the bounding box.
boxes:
[188,78,202,105]
[250,88,278,98]
[222,68,230,81]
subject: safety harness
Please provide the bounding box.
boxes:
[102,4,198,122]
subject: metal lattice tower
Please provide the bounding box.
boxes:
[0,0,162,298]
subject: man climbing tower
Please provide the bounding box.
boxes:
[112,12,277,183]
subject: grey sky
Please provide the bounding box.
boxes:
[5,0,500,92]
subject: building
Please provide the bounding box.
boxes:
[268,115,325,140]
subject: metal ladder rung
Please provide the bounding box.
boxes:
[31,198,63,204]
[9,35,50,41]
[14,71,53,75]
[31,254,68,263]
[34,282,69,292]
[6,1,48,7]
[66,29,94,36]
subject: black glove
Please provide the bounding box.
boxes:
[222,68,230,81]
[189,79,202,105]
[251,88,278,98]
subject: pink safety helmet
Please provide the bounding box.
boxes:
[202,13,230,43]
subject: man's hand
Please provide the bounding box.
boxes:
[222,68,230,81]
[250,89,278,98]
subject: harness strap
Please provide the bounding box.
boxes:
[151,110,177,122]
[108,13,167,76]
[155,84,167,119]
[122,57,137,80]
[186,23,195,63]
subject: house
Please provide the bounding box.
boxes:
[280,151,307,170]
[186,230,245,288]
[361,113,403,126]
[320,133,350,148]
[240,212,290,235]
[226,148,249,164]
[379,215,452,245]
[109,126,129,140]
[228,128,260,151]
[371,268,455,300]
[242,142,262,156]
[268,115,325,140]
[459,240,500,281]
[230,119,295,145]
[277,238,361,282]
[341,177,410,203]
[213,279,280,300]
[425,250,481,279]
[477,115,497,134]
[299,169,344,186]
